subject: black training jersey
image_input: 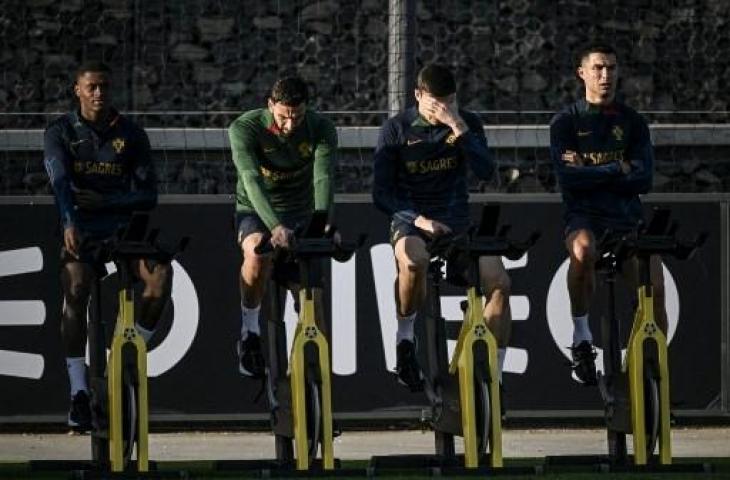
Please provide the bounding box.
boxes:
[372,107,494,231]
[550,99,653,229]
[44,110,157,238]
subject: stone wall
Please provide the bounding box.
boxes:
[2,0,729,123]
[1,0,729,194]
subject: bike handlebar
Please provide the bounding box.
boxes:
[253,230,366,264]
[597,208,707,264]
[86,213,189,265]
[425,228,540,261]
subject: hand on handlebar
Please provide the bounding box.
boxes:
[326,225,342,246]
[270,224,295,249]
[414,215,452,237]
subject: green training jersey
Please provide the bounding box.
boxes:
[228,108,337,229]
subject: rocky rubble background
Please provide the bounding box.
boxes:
[1,0,728,193]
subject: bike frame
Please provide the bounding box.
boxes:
[107,264,149,472]
[289,285,335,470]
[448,285,503,468]
[625,261,671,465]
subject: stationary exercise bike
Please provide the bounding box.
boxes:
[594,207,705,466]
[255,212,363,471]
[87,213,187,472]
[371,205,538,473]
[423,205,538,469]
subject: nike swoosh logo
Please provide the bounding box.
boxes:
[407,139,422,145]
[263,147,276,153]
[577,131,592,137]
[70,139,88,146]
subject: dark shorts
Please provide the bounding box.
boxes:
[235,212,318,286]
[389,217,473,286]
[388,217,468,248]
[60,233,166,272]
[564,216,632,239]
[59,232,113,268]
[235,212,311,245]
[389,218,422,247]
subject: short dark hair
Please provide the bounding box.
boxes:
[269,76,308,106]
[75,61,111,81]
[416,64,456,97]
[576,43,617,67]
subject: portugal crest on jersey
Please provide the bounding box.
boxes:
[298,141,312,158]
[612,125,624,142]
[112,137,125,154]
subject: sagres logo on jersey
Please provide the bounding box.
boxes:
[612,125,624,142]
[298,142,312,158]
[445,133,457,145]
[111,138,125,154]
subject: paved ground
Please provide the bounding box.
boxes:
[1,427,728,461]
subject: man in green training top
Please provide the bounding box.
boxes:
[228,76,337,377]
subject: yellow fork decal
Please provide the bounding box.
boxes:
[290,290,334,470]
[626,286,671,465]
[108,289,148,472]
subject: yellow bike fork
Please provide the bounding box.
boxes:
[449,287,503,468]
[289,288,334,470]
[108,287,149,472]
[625,285,671,465]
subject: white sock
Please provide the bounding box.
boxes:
[135,323,154,344]
[241,304,261,340]
[497,348,506,383]
[572,314,593,345]
[66,357,88,396]
[396,312,417,344]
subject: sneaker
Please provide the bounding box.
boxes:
[570,340,598,386]
[237,333,265,378]
[395,339,424,392]
[67,390,92,432]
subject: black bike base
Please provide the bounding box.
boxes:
[22,460,184,479]
[22,458,356,478]
[544,454,713,473]
[369,454,538,476]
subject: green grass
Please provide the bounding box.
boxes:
[1,458,729,479]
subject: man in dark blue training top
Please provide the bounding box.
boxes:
[550,44,666,385]
[44,62,172,431]
[373,64,512,392]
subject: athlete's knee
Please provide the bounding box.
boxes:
[395,237,429,274]
[483,271,511,298]
[143,263,173,298]
[567,230,597,266]
[63,277,91,306]
[242,234,272,272]
[479,258,511,295]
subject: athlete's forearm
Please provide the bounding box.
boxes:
[313,121,337,214]
[373,137,417,223]
[611,134,654,195]
[239,171,281,229]
[457,127,494,181]
[229,123,281,229]
[551,146,623,190]
[43,127,77,228]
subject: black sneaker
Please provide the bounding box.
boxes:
[67,390,92,432]
[570,340,598,386]
[237,333,265,378]
[395,339,424,392]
